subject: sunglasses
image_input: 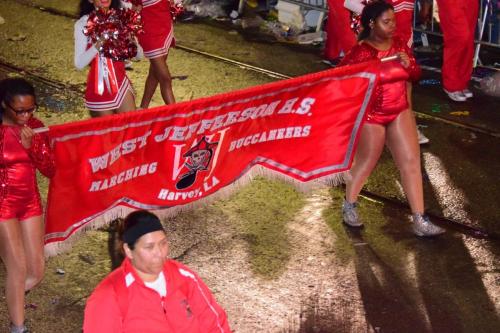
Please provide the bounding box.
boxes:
[6,103,37,116]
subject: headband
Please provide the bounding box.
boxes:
[122,218,165,246]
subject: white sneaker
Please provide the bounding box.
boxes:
[444,89,467,102]
[417,128,429,144]
[462,88,473,98]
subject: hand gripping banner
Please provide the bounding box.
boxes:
[44,60,380,255]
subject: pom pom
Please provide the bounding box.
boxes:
[350,13,362,35]
[84,8,143,61]
[169,1,185,22]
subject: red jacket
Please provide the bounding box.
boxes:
[84,258,232,333]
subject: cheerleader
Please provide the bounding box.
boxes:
[0,78,55,333]
[339,1,444,236]
[123,0,176,108]
[75,0,136,117]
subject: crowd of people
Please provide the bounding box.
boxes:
[0,0,459,332]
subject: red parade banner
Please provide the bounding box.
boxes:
[44,61,380,255]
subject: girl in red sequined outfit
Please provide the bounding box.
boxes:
[339,1,444,236]
[0,79,55,333]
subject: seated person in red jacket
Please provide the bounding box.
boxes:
[83,210,232,333]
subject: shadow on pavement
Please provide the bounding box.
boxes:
[345,227,427,333]
[419,121,500,235]
[345,203,500,333]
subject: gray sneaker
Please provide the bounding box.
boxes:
[342,200,363,227]
[412,213,445,236]
[10,323,29,333]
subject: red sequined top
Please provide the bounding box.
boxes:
[340,37,421,119]
[0,117,55,209]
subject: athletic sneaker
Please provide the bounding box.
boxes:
[417,128,430,144]
[462,88,473,98]
[444,89,467,102]
[10,323,29,333]
[412,213,445,237]
[342,199,363,227]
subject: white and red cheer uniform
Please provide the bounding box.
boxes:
[325,0,357,60]
[74,15,134,112]
[436,0,478,92]
[137,0,175,59]
[345,0,415,47]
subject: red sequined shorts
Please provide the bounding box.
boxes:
[0,194,42,222]
[365,108,405,125]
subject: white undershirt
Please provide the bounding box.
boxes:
[144,271,167,297]
[74,15,99,70]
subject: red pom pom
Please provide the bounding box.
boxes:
[350,13,362,35]
[84,8,143,61]
[169,1,184,22]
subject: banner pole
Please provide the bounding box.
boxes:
[34,127,50,134]
[380,55,399,62]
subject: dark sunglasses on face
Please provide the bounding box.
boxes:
[7,103,37,116]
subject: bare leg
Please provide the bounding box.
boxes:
[385,109,424,213]
[20,216,45,291]
[141,55,175,109]
[140,63,159,109]
[0,219,27,326]
[407,82,413,109]
[89,109,114,118]
[116,90,136,114]
[345,123,387,203]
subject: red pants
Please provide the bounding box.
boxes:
[437,0,479,91]
[324,0,357,59]
[391,0,414,47]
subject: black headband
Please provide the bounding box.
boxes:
[122,218,165,246]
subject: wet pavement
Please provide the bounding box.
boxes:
[0,0,499,332]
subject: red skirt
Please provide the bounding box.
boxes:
[85,58,133,112]
[139,0,175,59]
